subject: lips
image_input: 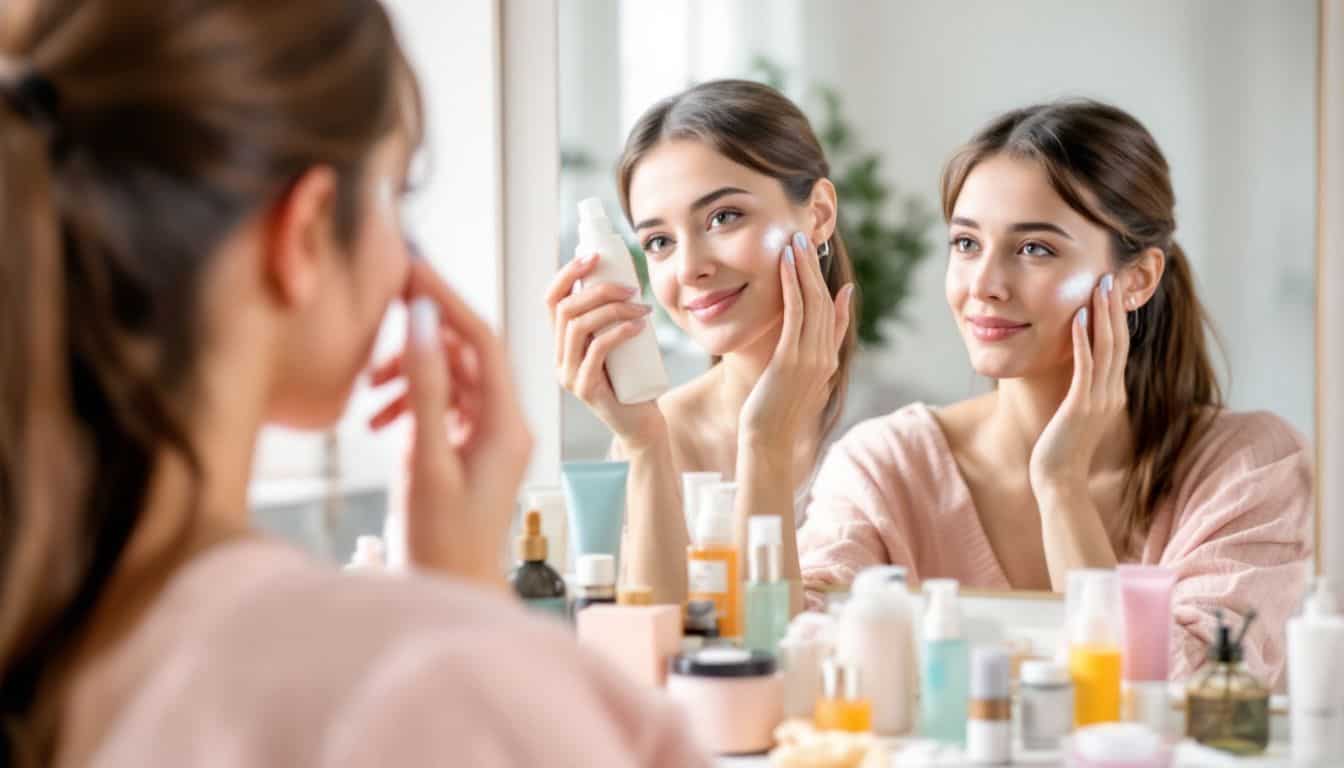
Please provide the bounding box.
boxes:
[686,284,747,321]
[966,315,1030,342]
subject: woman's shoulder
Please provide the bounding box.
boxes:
[96,540,701,766]
[1183,408,1310,475]
[831,400,963,459]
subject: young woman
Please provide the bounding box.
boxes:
[548,80,855,605]
[0,1,707,765]
[797,101,1312,684]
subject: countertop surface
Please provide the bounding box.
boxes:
[717,739,1295,767]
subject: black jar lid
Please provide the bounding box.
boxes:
[669,647,776,678]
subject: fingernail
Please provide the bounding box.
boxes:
[784,245,795,264]
[629,317,647,331]
[793,232,809,253]
[637,303,653,315]
[1078,307,1089,327]
[621,284,638,297]
[411,298,439,346]
[1101,273,1114,295]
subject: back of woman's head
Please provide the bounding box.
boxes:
[0,0,417,760]
[941,99,1224,546]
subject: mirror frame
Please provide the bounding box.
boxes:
[497,0,1344,590]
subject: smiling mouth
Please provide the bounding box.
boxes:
[687,284,748,321]
[966,316,1030,342]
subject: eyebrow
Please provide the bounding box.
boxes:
[949,216,1075,241]
[633,186,751,231]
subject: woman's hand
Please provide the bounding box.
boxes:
[1030,273,1129,498]
[740,232,853,446]
[370,258,533,589]
[545,254,667,450]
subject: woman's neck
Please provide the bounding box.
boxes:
[990,370,1133,473]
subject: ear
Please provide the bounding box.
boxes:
[1121,246,1166,312]
[805,178,839,246]
[263,166,340,308]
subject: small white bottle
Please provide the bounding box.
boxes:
[967,645,1011,764]
[1288,577,1344,765]
[680,471,722,536]
[345,535,386,572]
[574,197,668,404]
[836,565,916,735]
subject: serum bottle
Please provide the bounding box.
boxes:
[508,510,567,618]
[687,482,741,639]
[744,515,790,655]
[920,579,970,744]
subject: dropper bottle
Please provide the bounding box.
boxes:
[1186,610,1269,755]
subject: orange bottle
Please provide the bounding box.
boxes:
[687,482,741,638]
[815,658,872,732]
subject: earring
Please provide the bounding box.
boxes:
[817,240,832,258]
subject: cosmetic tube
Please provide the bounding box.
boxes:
[1118,565,1176,737]
[561,461,629,573]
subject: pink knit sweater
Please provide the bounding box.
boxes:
[798,403,1313,686]
[57,540,710,767]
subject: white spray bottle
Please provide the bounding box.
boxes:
[573,198,668,404]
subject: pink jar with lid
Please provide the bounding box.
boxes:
[665,648,783,755]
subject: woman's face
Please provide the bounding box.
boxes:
[269,131,413,428]
[626,139,809,357]
[945,153,1115,380]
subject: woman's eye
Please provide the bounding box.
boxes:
[643,235,671,254]
[950,236,978,253]
[1020,241,1055,257]
[709,210,742,228]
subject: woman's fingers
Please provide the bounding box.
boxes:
[832,283,855,351]
[559,301,651,389]
[1110,278,1131,398]
[770,244,804,364]
[1091,275,1114,399]
[544,253,600,317]
[552,282,639,367]
[573,318,647,402]
[1067,305,1094,409]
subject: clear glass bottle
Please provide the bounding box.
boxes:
[815,657,872,732]
[1186,610,1270,755]
[744,515,790,655]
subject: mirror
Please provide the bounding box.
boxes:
[554,0,1319,595]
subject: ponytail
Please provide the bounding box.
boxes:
[1120,241,1222,545]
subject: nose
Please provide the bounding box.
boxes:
[675,236,717,286]
[967,247,1011,303]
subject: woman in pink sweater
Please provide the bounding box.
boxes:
[0,1,707,766]
[797,101,1312,685]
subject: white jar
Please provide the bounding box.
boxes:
[1020,660,1074,750]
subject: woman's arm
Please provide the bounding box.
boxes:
[613,425,690,605]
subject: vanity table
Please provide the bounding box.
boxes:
[717,740,1296,767]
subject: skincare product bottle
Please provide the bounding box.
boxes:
[967,645,1011,765]
[836,565,916,736]
[681,471,722,536]
[814,657,872,733]
[1020,660,1074,750]
[687,482,741,638]
[919,579,970,745]
[1185,610,1269,755]
[561,460,629,573]
[1068,569,1123,726]
[744,515,790,655]
[1067,722,1170,767]
[779,612,836,720]
[508,510,567,618]
[665,648,784,755]
[573,197,668,404]
[572,553,617,616]
[1288,578,1344,765]
[683,599,720,651]
[524,486,569,573]
[1118,565,1176,737]
[575,585,682,688]
[344,535,386,571]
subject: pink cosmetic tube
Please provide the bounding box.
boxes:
[1117,565,1177,737]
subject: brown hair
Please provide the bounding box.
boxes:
[941,99,1224,550]
[0,0,420,761]
[616,79,858,440]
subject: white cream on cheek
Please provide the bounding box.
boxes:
[376,178,396,213]
[1057,271,1098,306]
[762,225,789,256]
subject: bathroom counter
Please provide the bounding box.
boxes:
[717,739,1294,767]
